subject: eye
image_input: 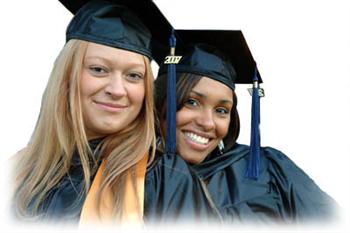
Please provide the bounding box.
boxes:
[126,72,144,82]
[184,98,199,107]
[215,107,230,116]
[88,66,108,76]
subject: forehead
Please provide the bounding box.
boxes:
[191,77,233,100]
[85,42,146,66]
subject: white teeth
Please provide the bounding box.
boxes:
[185,132,209,145]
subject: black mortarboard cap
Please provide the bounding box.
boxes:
[156,30,262,89]
[59,0,173,60]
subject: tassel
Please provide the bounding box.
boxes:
[245,68,261,179]
[166,30,177,155]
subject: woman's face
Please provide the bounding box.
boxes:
[175,77,233,164]
[80,42,146,139]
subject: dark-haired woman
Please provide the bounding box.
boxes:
[143,30,337,224]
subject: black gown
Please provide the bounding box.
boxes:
[18,139,102,222]
[144,143,337,224]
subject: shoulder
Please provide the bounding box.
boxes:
[220,144,312,179]
[145,150,196,191]
[262,146,291,161]
[262,146,298,168]
[229,144,333,200]
[260,146,312,179]
[223,144,295,171]
[258,146,316,185]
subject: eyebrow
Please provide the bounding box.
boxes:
[84,56,145,68]
[190,90,233,105]
[85,56,110,63]
[191,90,205,98]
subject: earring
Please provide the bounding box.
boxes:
[156,136,165,152]
[218,140,225,154]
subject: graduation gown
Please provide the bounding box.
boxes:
[25,139,102,222]
[23,138,148,224]
[144,143,337,224]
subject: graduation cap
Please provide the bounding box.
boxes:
[59,0,173,61]
[156,30,264,179]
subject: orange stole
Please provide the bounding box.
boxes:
[79,154,148,225]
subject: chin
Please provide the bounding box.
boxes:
[180,153,206,165]
[91,126,122,137]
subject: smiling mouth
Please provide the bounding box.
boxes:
[184,132,210,145]
[93,101,127,112]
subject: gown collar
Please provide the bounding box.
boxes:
[190,144,250,180]
[71,137,105,167]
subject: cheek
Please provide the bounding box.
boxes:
[80,72,101,97]
[129,83,145,106]
[217,118,231,139]
[175,108,191,128]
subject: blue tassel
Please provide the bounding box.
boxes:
[166,30,177,155]
[245,69,261,180]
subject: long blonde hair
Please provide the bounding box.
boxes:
[13,39,156,219]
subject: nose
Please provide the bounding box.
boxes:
[104,75,127,98]
[195,109,215,131]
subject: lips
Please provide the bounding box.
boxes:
[93,100,127,112]
[181,130,216,152]
[184,132,209,145]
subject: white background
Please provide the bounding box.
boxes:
[0,0,349,232]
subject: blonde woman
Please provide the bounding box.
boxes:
[11,0,171,223]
